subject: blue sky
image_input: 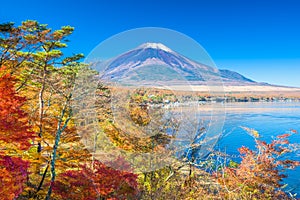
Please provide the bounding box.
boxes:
[1,0,300,86]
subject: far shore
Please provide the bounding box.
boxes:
[169,101,300,114]
[154,85,300,98]
[159,85,300,92]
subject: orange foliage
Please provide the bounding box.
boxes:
[216,133,300,199]
[0,66,34,199]
[53,159,138,200]
[0,67,34,149]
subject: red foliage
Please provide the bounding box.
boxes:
[290,129,297,134]
[277,133,291,139]
[53,159,138,200]
[0,66,34,199]
[0,67,34,149]
[0,155,30,200]
[217,133,300,199]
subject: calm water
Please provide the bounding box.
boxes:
[218,102,300,196]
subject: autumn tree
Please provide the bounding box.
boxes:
[0,66,34,200]
[0,20,141,200]
[53,159,138,200]
[0,20,88,198]
[216,131,300,199]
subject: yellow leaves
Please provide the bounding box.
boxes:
[241,126,260,138]
[252,130,260,138]
[22,185,35,195]
[21,20,38,29]
[129,106,151,126]
[23,34,38,43]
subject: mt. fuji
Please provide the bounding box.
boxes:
[99,42,256,86]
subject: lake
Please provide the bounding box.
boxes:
[217,102,300,197]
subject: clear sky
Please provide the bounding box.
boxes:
[1,0,300,86]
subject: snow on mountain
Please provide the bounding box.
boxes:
[137,42,173,53]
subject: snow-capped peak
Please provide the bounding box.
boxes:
[138,42,173,52]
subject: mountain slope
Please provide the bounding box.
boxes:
[219,69,255,83]
[100,43,256,86]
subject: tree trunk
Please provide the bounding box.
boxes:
[45,99,71,200]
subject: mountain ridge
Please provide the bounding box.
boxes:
[98,43,298,90]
